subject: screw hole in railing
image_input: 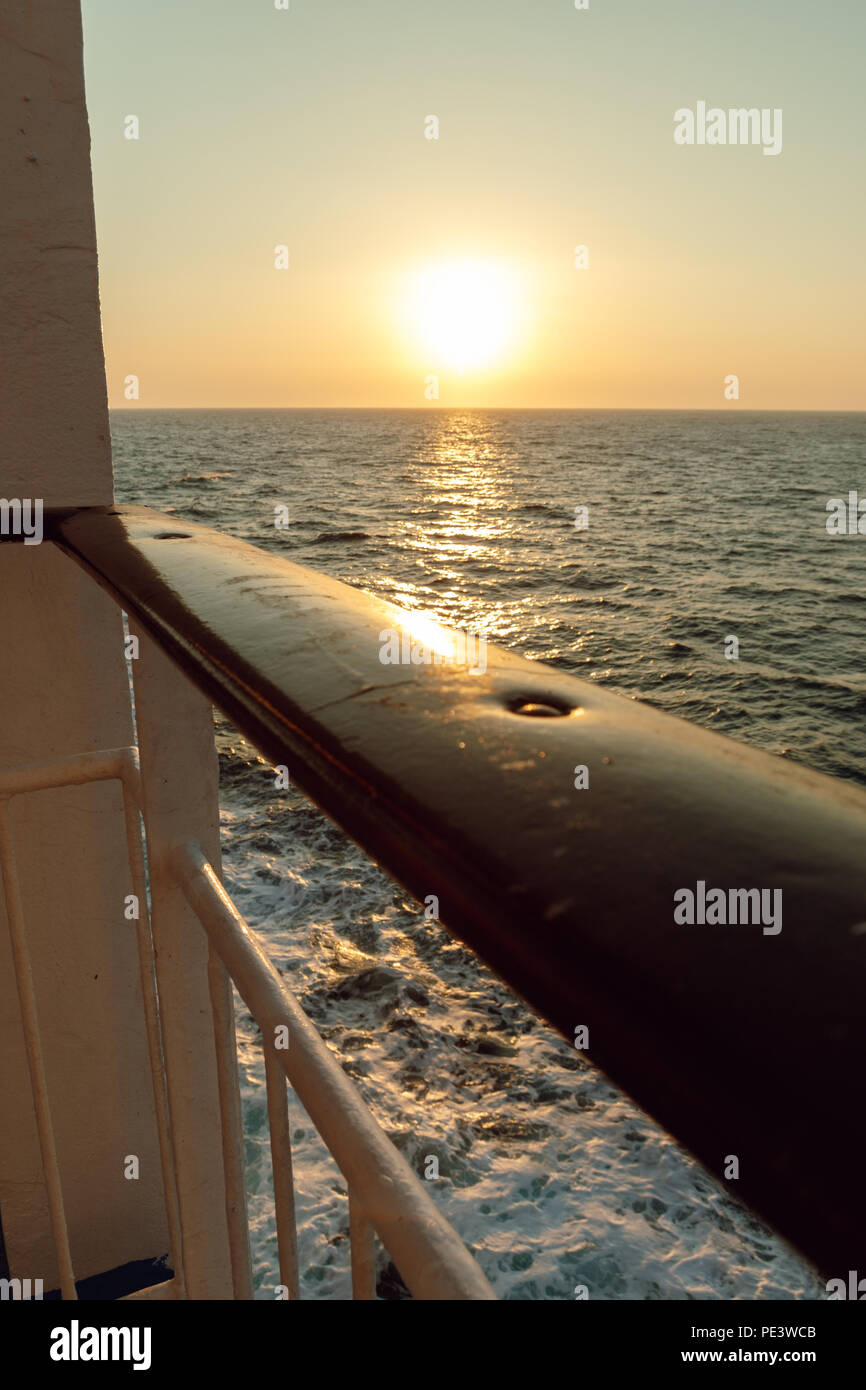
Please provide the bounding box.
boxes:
[507,696,574,718]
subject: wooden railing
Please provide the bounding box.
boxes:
[5,503,866,1281]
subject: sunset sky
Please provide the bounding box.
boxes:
[81,0,866,410]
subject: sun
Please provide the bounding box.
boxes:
[403,258,525,373]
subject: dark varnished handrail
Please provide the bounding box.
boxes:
[44,504,866,1279]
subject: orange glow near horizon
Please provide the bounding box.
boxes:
[83,1,866,411]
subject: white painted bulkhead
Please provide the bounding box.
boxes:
[0,0,235,1297]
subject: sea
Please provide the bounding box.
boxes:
[112,408,866,1301]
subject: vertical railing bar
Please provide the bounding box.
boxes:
[174,840,496,1300]
[119,774,186,1298]
[348,1191,377,1301]
[263,1045,300,1300]
[206,944,254,1299]
[0,798,78,1301]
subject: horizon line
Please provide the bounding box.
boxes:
[106,405,866,414]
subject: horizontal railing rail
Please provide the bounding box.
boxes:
[0,744,494,1298]
[32,503,866,1280]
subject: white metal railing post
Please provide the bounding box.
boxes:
[206,944,254,1299]
[130,626,252,1299]
[348,1195,377,1300]
[264,1048,301,1299]
[117,764,186,1298]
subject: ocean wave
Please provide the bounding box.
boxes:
[313,530,373,543]
[165,470,235,486]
